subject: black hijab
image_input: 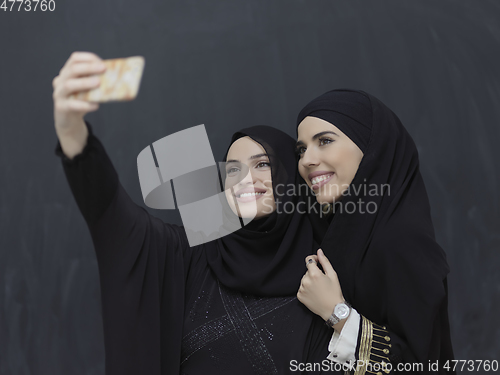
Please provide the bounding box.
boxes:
[207,125,327,296]
[297,89,454,368]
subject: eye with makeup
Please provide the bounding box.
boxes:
[295,146,306,157]
[225,160,269,178]
[225,163,242,177]
[295,137,334,157]
[319,136,334,146]
[254,160,270,169]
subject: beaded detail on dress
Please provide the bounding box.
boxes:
[181,281,296,375]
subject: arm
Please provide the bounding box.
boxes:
[52,51,104,159]
[298,249,453,374]
[298,250,403,373]
[55,119,190,375]
[299,250,359,367]
[299,251,394,373]
[52,52,190,375]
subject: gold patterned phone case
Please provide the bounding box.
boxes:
[71,56,145,102]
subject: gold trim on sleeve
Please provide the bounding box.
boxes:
[354,315,373,375]
[354,316,392,375]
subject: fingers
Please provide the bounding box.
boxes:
[305,255,318,263]
[59,60,106,83]
[54,51,106,98]
[61,51,103,73]
[58,52,104,85]
[317,248,335,275]
[69,51,102,62]
[55,98,99,114]
[53,52,107,120]
[54,75,102,99]
[305,255,319,271]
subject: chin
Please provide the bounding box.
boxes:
[228,197,275,220]
[235,206,257,219]
[313,191,337,204]
[255,200,276,218]
[237,203,269,220]
[315,195,333,205]
[315,183,345,204]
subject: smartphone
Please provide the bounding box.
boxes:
[70,56,145,102]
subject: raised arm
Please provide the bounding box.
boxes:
[52,52,191,375]
[52,51,105,158]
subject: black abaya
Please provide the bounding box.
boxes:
[297,89,455,374]
[55,122,338,375]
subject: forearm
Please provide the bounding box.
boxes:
[55,116,89,159]
[55,121,119,226]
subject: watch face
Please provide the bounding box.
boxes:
[334,303,350,319]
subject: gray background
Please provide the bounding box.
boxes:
[1,1,499,374]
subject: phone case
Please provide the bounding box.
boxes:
[71,56,145,102]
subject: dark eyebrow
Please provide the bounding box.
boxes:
[226,153,269,164]
[295,131,339,147]
[249,153,268,160]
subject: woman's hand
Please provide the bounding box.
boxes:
[297,249,345,328]
[52,51,107,158]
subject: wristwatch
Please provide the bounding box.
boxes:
[325,301,351,328]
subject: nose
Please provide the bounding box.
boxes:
[239,169,257,186]
[300,147,320,169]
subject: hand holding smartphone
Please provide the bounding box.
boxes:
[69,56,145,102]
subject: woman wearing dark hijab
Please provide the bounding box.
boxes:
[52,52,348,374]
[295,89,455,374]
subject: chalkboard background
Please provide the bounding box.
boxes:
[1,1,499,374]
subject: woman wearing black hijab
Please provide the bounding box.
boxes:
[55,119,348,374]
[295,89,455,374]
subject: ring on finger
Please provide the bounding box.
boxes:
[306,258,317,266]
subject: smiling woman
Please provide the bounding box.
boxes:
[295,89,455,374]
[296,118,364,204]
[224,136,276,219]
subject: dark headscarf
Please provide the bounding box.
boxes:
[207,126,327,296]
[297,89,454,368]
[297,90,372,153]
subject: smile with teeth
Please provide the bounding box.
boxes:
[311,174,333,185]
[237,192,265,198]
